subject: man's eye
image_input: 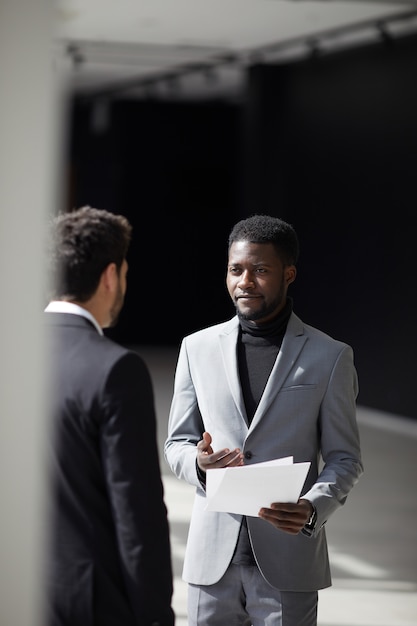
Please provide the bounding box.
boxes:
[255,268,266,273]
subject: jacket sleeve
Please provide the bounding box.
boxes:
[101,351,175,626]
[164,338,205,489]
[302,344,364,536]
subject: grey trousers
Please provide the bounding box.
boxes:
[187,564,318,626]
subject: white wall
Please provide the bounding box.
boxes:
[0,1,63,623]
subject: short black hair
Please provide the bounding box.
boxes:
[228,214,299,266]
[48,206,132,302]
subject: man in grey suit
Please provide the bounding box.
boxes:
[45,206,175,626]
[165,214,363,626]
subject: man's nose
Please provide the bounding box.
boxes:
[238,271,255,288]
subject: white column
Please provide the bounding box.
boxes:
[0,0,63,624]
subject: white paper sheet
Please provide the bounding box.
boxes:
[205,456,311,517]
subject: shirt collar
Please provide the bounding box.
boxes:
[44,301,103,335]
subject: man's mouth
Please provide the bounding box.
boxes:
[236,294,261,301]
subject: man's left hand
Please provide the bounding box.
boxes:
[258,498,313,535]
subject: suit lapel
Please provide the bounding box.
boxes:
[249,313,307,430]
[219,318,248,423]
[218,314,307,429]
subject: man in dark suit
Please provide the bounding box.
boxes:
[45,206,175,626]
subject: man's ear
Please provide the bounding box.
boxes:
[285,265,297,286]
[100,262,118,293]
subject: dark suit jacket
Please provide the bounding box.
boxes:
[45,312,174,626]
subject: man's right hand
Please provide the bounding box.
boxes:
[197,431,244,472]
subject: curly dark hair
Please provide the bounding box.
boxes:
[228,214,299,266]
[48,206,132,302]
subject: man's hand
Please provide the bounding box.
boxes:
[258,498,313,535]
[197,431,244,472]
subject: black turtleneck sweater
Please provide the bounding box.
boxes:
[238,298,292,425]
[232,298,293,565]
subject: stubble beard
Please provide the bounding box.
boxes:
[235,281,286,323]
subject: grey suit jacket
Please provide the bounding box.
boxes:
[164,312,363,591]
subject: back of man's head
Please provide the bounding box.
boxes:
[48,206,132,302]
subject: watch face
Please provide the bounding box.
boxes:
[307,508,317,528]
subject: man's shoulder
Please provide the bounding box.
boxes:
[47,313,143,369]
[183,317,238,342]
[290,312,352,351]
[93,334,146,370]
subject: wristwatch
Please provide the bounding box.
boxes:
[301,505,317,537]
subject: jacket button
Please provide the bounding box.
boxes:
[244,451,252,459]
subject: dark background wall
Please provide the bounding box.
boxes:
[70,100,241,344]
[68,34,417,420]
